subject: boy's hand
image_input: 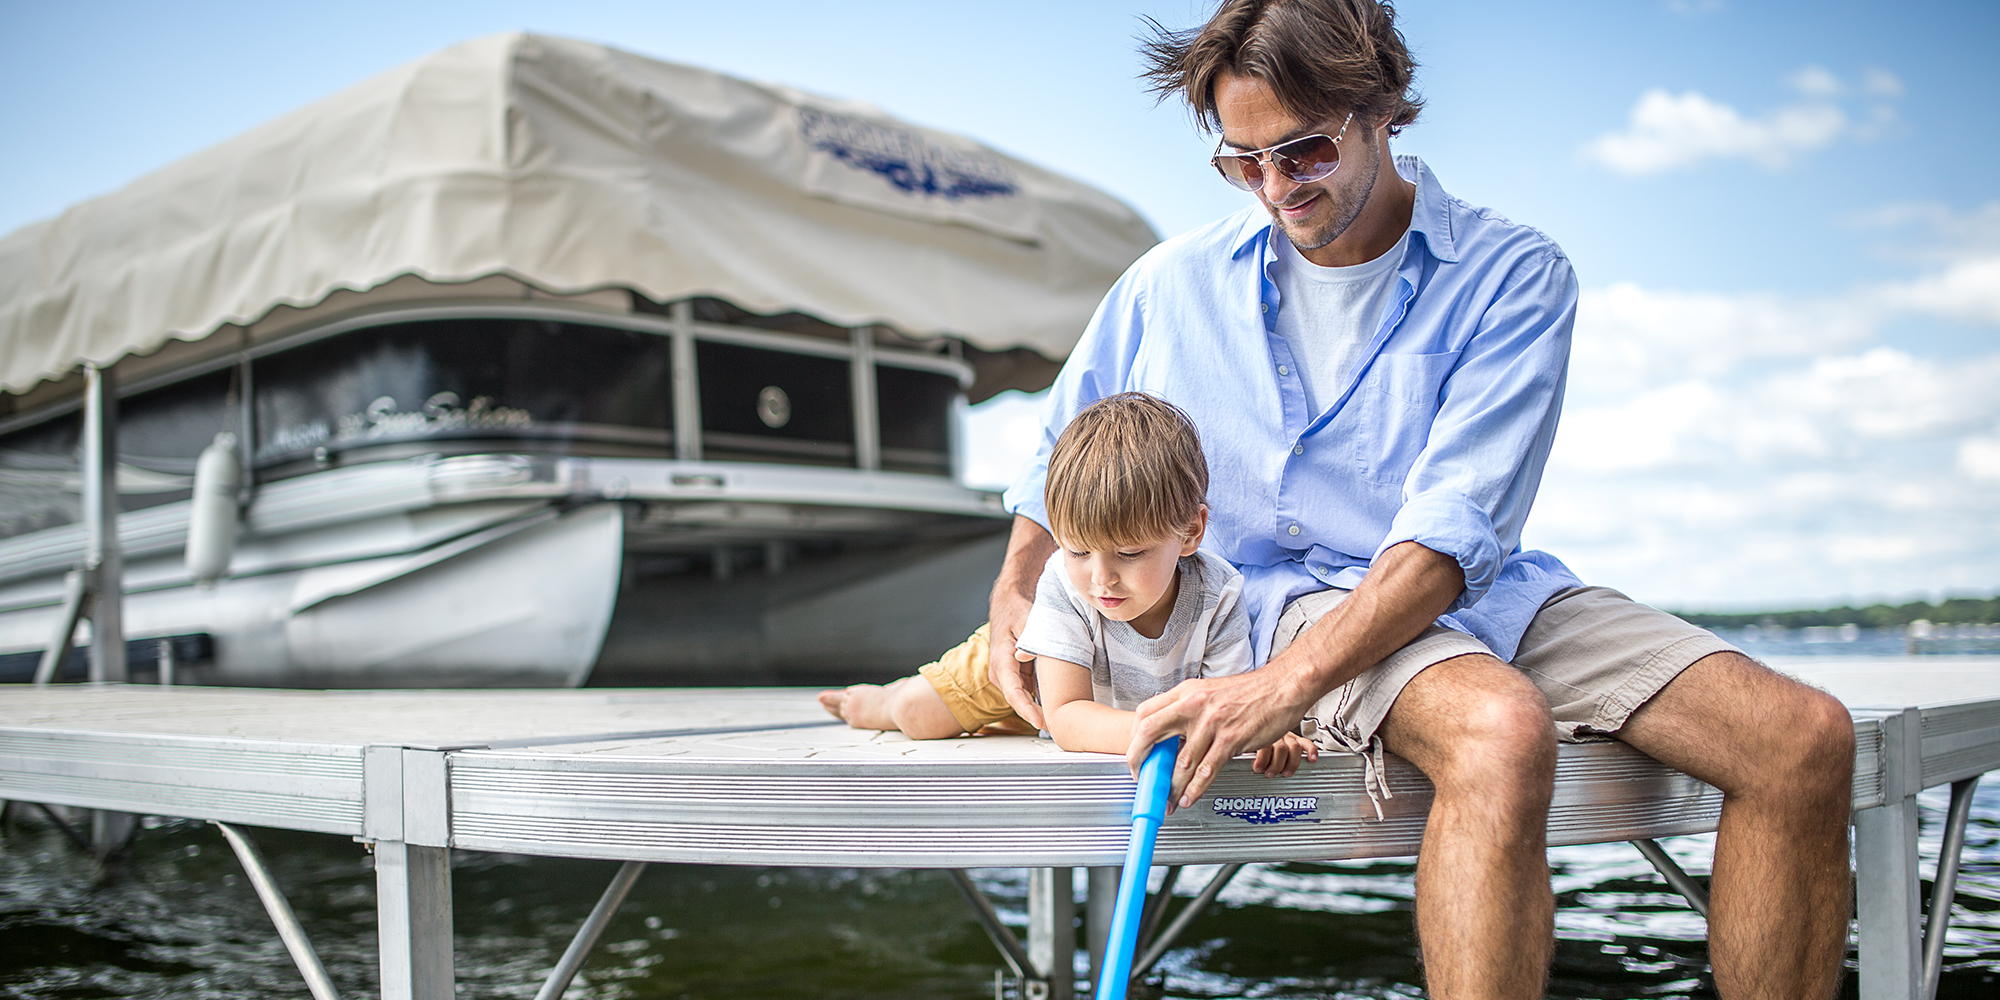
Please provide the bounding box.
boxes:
[1251,731,1319,778]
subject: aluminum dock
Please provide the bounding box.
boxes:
[3,656,1997,1000]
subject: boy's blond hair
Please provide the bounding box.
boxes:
[1045,392,1209,551]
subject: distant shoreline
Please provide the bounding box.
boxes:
[1671,595,1999,630]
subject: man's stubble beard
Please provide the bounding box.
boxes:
[1269,130,1381,253]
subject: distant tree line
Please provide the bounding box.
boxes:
[1673,596,2000,630]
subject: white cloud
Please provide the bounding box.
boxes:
[1848,199,2000,262]
[1962,429,2000,481]
[1583,88,1845,174]
[1862,68,1905,98]
[1874,255,2000,325]
[1571,282,1875,397]
[1582,67,1899,175]
[1535,243,2000,607]
[1787,66,1843,98]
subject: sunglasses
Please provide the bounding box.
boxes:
[1210,112,1354,192]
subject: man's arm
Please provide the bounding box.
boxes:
[988,514,1058,729]
[1128,540,1464,809]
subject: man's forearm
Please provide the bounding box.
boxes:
[1268,541,1467,698]
[991,515,1056,606]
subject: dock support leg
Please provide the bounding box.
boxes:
[1856,707,1922,1000]
[1027,867,1073,1000]
[1631,839,1709,918]
[1132,863,1242,982]
[90,809,138,861]
[1085,867,1117,985]
[946,870,1033,980]
[375,841,453,1000]
[535,860,647,1000]
[214,822,341,1000]
[1921,776,1980,1000]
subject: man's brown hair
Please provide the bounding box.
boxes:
[1045,392,1209,552]
[1139,0,1423,136]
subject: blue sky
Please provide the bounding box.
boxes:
[3,0,1996,611]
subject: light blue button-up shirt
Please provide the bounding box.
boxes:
[1004,156,1583,665]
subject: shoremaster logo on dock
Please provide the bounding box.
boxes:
[1210,795,1319,825]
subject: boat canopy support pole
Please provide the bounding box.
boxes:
[1630,839,1710,918]
[81,362,124,683]
[1921,776,1980,1000]
[213,821,342,1000]
[849,327,880,472]
[670,300,701,462]
[535,860,648,1000]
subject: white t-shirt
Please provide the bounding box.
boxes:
[1015,548,1254,710]
[1271,229,1408,415]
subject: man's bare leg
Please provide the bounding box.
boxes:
[817,676,968,739]
[1377,653,1557,1000]
[1616,652,1854,1000]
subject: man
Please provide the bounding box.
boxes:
[986,2,1856,997]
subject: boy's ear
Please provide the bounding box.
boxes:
[1180,504,1209,556]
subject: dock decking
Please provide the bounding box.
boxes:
[3,655,1997,1000]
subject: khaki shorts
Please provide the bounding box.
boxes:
[916,624,1033,734]
[1275,586,1741,756]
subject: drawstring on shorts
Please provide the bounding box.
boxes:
[1300,699,1394,821]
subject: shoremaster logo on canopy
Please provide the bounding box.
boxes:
[1210,795,1319,825]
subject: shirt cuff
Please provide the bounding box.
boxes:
[1374,488,1503,612]
[1002,485,1051,533]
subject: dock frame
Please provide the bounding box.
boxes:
[0,682,1993,1000]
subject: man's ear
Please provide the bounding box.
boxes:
[1180,504,1210,556]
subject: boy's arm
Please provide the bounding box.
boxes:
[1037,654,1135,754]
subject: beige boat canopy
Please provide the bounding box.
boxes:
[0,32,1158,398]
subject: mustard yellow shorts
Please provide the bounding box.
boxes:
[916,624,1033,734]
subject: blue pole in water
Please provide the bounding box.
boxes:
[1095,736,1181,1000]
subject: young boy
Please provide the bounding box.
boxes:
[819,392,1314,776]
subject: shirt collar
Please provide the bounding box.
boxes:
[1227,154,1459,265]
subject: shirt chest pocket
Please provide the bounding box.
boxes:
[1346,351,1458,487]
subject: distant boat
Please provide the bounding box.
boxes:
[0,33,1157,688]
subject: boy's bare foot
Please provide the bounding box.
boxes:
[817,681,900,731]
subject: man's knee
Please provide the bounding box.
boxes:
[1767,681,1855,789]
[1400,658,1556,794]
[1717,656,1855,798]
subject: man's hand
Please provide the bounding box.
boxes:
[1130,541,1469,810]
[988,515,1058,730]
[1129,668,1314,810]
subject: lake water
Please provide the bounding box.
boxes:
[3,785,1997,998]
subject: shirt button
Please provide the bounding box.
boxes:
[1317,566,1330,578]
[1288,523,1300,536]
[1277,365,1289,376]
[1260,302,1269,314]
[1293,444,1304,455]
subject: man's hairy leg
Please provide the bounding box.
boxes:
[1616,652,1853,1000]
[1377,653,1556,1000]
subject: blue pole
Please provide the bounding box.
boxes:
[1094,736,1181,1000]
